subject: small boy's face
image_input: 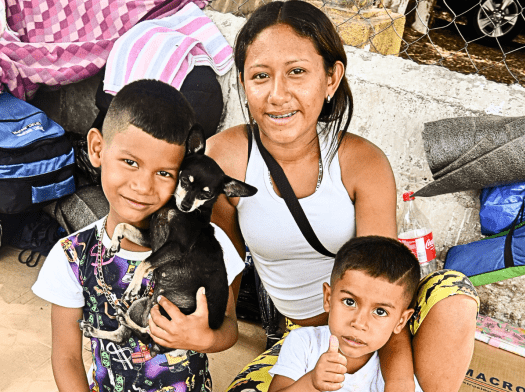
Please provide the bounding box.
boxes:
[88,124,185,229]
[323,270,414,364]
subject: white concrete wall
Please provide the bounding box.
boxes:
[208,10,525,326]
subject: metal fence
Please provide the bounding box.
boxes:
[207,0,525,86]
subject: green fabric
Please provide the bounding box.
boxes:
[470,265,525,286]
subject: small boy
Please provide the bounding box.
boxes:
[268,236,423,392]
[32,80,244,392]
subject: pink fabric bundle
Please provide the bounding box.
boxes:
[103,2,234,94]
[0,0,207,100]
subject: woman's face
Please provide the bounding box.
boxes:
[241,24,342,146]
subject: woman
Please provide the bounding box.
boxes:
[206,1,479,391]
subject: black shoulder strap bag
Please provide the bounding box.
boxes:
[251,125,336,258]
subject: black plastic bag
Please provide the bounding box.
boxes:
[2,211,66,267]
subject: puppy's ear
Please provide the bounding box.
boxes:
[185,123,206,156]
[223,176,258,198]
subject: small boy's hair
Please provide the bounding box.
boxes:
[331,236,421,306]
[102,79,196,145]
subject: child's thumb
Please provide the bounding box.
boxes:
[328,335,339,353]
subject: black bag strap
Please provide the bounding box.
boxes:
[247,125,253,162]
[252,126,335,258]
[504,198,525,268]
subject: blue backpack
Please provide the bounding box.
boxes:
[0,92,75,214]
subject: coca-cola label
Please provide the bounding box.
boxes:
[398,232,436,265]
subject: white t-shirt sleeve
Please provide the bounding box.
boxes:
[269,328,316,381]
[212,223,245,286]
[31,239,85,308]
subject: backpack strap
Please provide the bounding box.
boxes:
[252,125,335,258]
[504,199,525,268]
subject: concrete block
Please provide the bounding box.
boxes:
[206,0,266,17]
[325,6,406,56]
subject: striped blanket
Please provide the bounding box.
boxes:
[104,2,234,94]
[0,0,208,101]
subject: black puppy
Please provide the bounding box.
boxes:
[80,125,257,357]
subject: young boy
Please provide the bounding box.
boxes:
[268,236,423,392]
[31,79,245,392]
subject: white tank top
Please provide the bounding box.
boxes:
[237,135,356,319]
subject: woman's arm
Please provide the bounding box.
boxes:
[339,133,397,238]
[339,134,415,391]
[149,284,239,353]
[51,304,90,392]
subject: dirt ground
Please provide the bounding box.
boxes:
[399,9,525,86]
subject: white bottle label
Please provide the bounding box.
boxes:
[398,232,436,265]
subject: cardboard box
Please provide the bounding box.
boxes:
[460,340,525,392]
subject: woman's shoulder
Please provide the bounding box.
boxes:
[337,132,395,202]
[338,132,391,173]
[206,124,250,180]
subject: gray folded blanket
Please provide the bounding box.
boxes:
[413,116,525,197]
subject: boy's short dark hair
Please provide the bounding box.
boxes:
[332,236,421,306]
[102,79,196,145]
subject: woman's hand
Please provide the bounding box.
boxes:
[148,285,239,353]
[148,287,214,352]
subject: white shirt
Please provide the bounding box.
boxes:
[32,218,245,307]
[270,326,423,392]
[237,135,356,319]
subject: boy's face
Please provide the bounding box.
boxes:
[323,270,414,367]
[88,124,185,229]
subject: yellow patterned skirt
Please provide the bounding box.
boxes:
[226,269,480,392]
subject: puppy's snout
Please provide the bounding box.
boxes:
[180,200,192,212]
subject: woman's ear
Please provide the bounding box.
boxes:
[87,128,104,168]
[323,282,332,313]
[238,72,245,90]
[326,61,345,99]
[393,308,415,334]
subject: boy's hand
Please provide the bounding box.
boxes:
[148,287,213,352]
[311,335,347,391]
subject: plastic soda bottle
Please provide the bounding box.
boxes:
[397,191,436,277]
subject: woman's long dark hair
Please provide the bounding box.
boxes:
[234,0,353,164]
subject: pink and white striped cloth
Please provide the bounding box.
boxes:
[0,0,208,101]
[103,2,234,94]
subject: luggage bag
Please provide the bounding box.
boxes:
[0,92,75,214]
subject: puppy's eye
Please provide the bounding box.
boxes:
[180,177,190,186]
[124,159,138,167]
[201,188,213,198]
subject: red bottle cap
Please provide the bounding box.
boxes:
[403,191,415,201]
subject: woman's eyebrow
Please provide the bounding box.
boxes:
[285,59,309,65]
[248,59,310,69]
